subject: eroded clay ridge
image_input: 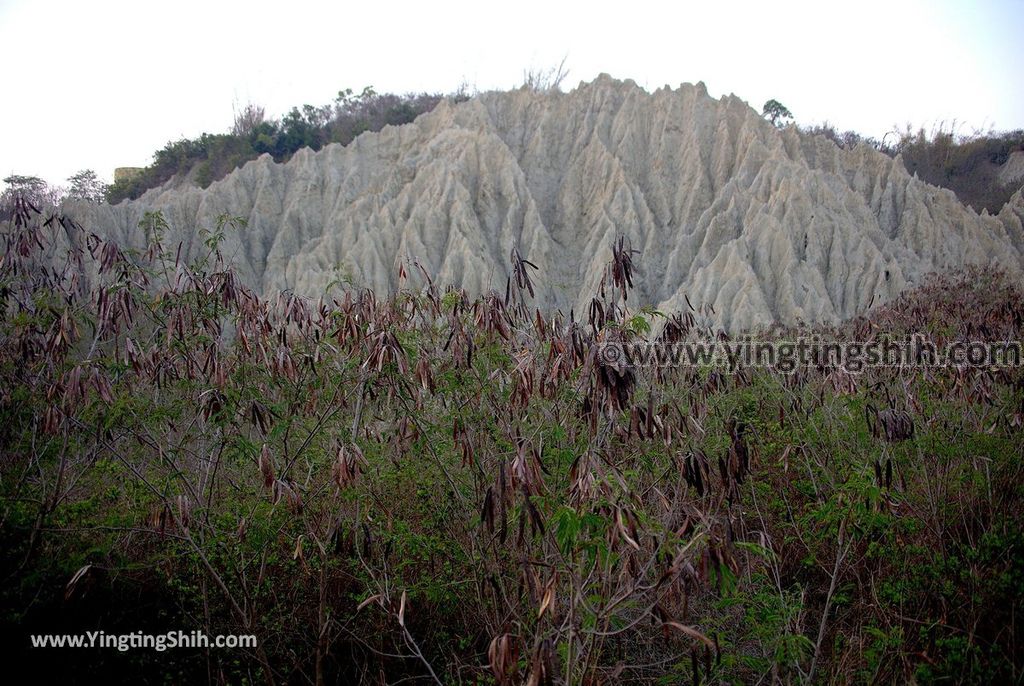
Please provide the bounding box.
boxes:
[61,75,1024,330]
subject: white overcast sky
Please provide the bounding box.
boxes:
[0,0,1021,187]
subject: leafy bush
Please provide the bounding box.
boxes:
[803,122,1024,214]
[2,204,1022,683]
[106,87,460,204]
[892,126,1024,214]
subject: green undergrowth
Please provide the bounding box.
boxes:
[1,209,1021,684]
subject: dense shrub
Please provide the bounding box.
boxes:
[893,126,1024,214]
[2,203,1022,683]
[103,82,1022,214]
[106,87,463,204]
[804,122,1024,214]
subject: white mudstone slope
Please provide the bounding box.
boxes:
[63,75,1024,331]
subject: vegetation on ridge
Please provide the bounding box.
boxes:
[798,121,1024,214]
[4,81,1021,216]
[102,85,1024,214]
[104,87,468,204]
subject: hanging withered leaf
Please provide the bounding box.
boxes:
[259,443,275,488]
[65,564,92,601]
[488,633,520,685]
[176,494,192,530]
[332,441,367,489]
[481,486,495,533]
[538,574,557,619]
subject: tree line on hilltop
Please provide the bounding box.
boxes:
[2,88,1021,216]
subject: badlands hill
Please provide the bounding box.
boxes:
[62,75,1024,330]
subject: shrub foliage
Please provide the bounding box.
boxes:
[803,123,1024,214]
[1,201,1022,683]
[105,87,464,204]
